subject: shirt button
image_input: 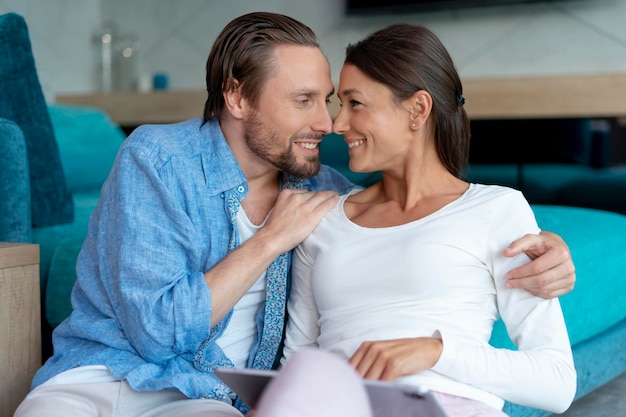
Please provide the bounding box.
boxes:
[220,193,225,199]
[237,186,245,193]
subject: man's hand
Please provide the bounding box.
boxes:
[205,189,338,326]
[260,189,340,254]
[503,231,576,298]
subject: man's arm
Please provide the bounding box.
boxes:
[503,231,576,298]
[205,189,339,326]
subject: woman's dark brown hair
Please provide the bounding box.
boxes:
[344,24,470,177]
[203,12,320,121]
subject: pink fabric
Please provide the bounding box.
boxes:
[254,349,372,417]
[432,391,509,417]
[253,348,507,417]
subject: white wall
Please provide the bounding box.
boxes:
[2,0,626,101]
[0,0,101,100]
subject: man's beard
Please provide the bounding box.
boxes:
[243,110,322,179]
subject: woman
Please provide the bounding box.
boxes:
[283,24,576,416]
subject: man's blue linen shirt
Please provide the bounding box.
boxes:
[31,118,355,402]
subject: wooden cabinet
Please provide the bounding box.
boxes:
[0,243,40,417]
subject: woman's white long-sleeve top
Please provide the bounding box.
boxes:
[284,183,576,414]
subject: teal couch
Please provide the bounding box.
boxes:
[0,12,125,357]
[465,163,626,215]
[319,134,626,417]
[465,118,626,215]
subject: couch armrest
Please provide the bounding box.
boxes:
[0,118,31,243]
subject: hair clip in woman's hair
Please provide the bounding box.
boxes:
[456,95,466,107]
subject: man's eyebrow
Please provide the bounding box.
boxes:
[292,88,336,100]
[292,88,320,96]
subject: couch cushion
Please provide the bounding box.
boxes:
[555,165,626,215]
[490,205,626,349]
[0,118,31,242]
[48,104,125,193]
[535,205,626,344]
[0,12,73,227]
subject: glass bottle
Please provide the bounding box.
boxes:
[93,20,118,93]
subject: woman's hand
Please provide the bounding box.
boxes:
[348,337,443,381]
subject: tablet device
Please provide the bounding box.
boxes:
[214,367,449,417]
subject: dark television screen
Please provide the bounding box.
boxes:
[346,0,542,14]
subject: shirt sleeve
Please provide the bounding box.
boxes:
[91,138,213,364]
[431,191,577,413]
[282,243,321,364]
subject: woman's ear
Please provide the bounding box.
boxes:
[223,79,245,119]
[408,90,433,130]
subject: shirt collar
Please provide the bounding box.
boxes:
[200,118,247,196]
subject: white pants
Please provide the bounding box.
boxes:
[14,379,244,417]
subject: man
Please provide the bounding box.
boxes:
[15,12,574,417]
